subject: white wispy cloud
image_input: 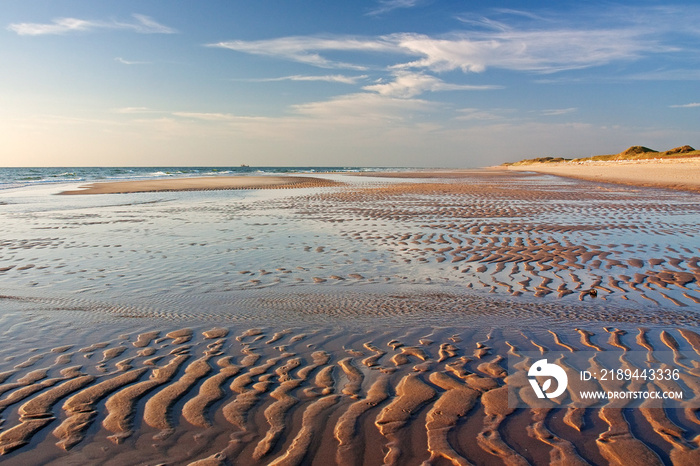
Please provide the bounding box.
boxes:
[210,5,700,77]
[8,17,92,35]
[113,107,161,114]
[246,74,368,84]
[455,108,515,121]
[368,0,425,16]
[540,107,578,116]
[115,57,149,65]
[8,14,176,36]
[128,14,176,34]
[210,27,671,75]
[111,93,441,152]
[119,90,438,130]
[363,71,501,97]
[669,102,700,108]
[389,29,671,73]
[291,92,438,122]
[453,15,512,32]
[209,25,665,99]
[207,36,397,70]
[172,112,267,122]
[491,8,548,22]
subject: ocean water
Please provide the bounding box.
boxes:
[0,166,398,190]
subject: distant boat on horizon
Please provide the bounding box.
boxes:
[240,164,250,168]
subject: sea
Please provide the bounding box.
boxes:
[0,166,398,190]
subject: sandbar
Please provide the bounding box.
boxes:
[58,175,341,195]
[503,157,700,193]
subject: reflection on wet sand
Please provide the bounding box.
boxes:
[0,325,699,464]
[0,169,699,464]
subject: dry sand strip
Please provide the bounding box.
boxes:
[58,175,342,195]
[503,158,700,193]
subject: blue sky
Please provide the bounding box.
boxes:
[2,0,698,167]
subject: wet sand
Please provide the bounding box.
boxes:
[58,175,342,195]
[504,157,700,193]
[1,169,700,464]
[0,321,699,465]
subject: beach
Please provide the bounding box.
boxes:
[504,157,700,193]
[1,168,700,465]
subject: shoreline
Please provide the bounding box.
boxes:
[52,158,700,195]
[503,157,700,193]
[58,175,342,195]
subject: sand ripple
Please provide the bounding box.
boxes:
[0,323,697,464]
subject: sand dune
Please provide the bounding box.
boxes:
[504,157,700,193]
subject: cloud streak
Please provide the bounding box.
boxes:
[245,74,368,84]
[291,92,437,121]
[669,102,700,108]
[208,8,685,75]
[388,29,670,73]
[115,57,149,65]
[113,107,162,114]
[129,91,438,129]
[540,107,578,116]
[207,6,690,102]
[8,14,176,36]
[367,0,425,16]
[363,71,501,97]
[208,36,397,70]
[455,108,514,121]
[210,28,665,75]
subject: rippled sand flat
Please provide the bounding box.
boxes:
[1,170,699,464]
[0,321,699,465]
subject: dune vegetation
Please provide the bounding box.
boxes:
[504,145,698,166]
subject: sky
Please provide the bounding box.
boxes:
[1,0,699,167]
